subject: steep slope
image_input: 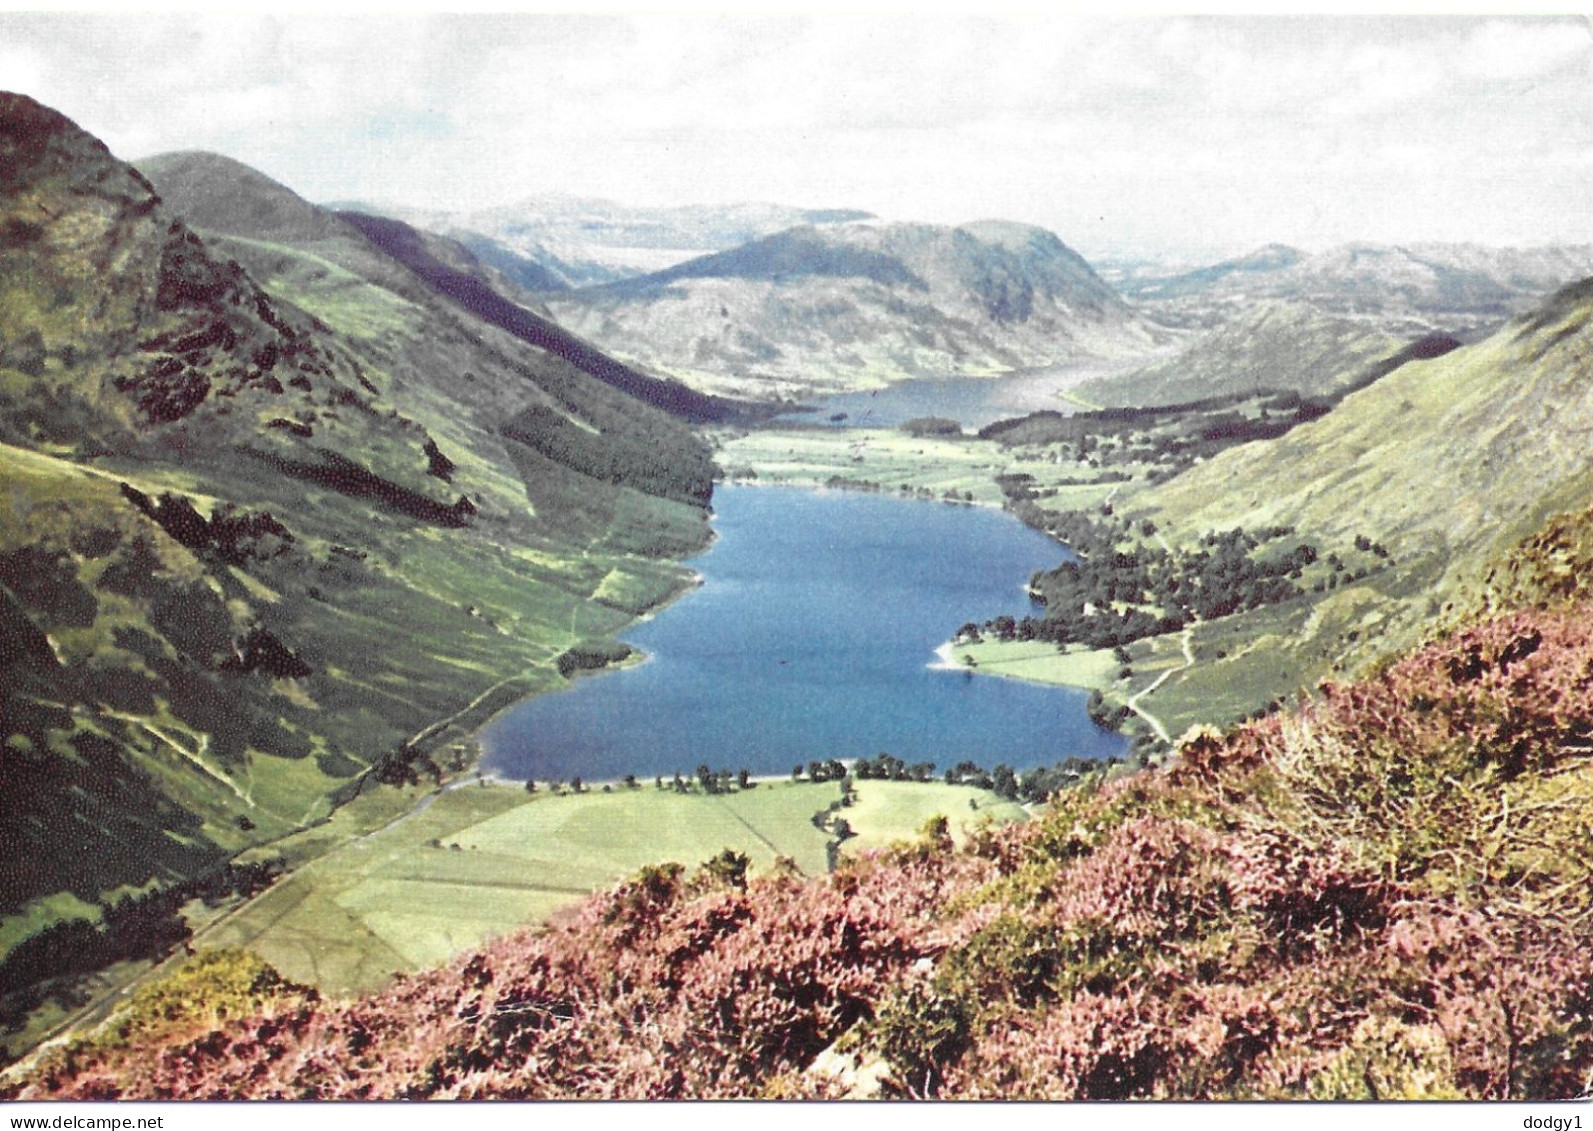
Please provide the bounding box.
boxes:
[1073,302,1407,407]
[332,211,764,423]
[1123,241,1593,335]
[1097,276,1593,725]
[0,95,715,951]
[546,221,1165,399]
[142,153,767,424]
[1138,278,1593,572]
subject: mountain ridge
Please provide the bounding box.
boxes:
[1121,239,1593,334]
[348,195,878,288]
[545,219,1165,398]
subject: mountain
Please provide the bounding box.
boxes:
[1071,302,1415,408]
[1122,241,1593,335]
[544,220,1167,399]
[329,210,765,424]
[142,154,773,424]
[355,196,877,290]
[0,95,717,942]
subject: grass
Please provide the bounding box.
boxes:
[199,777,1025,997]
[206,235,425,347]
[839,780,1028,856]
[715,428,1013,504]
[713,426,1141,512]
[947,640,1118,690]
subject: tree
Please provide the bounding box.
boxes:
[701,848,750,890]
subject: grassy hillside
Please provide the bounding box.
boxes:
[546,221,1166,399]
[0,93,720,1040]
[12,597,1591,1100]
[1070,276,1593,735]
[1137,279,1592,587]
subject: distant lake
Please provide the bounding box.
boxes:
[775,366,1105,431]
[480,485,1129,783]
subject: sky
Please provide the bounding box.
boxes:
[0,10,1589,262]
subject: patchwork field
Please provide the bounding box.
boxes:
[201,777,1025,997]
[714,426,1135,510]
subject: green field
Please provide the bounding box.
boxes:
[713,426,1144,509]
[715,428,1014,503]
[839,780,1028,856]
[947,639,1119,690]
[199,776,1025,997]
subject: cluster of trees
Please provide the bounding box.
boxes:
[514,753,1130,808]
[0,860,283,1032]
[851,753,936,782]
[524,766,763,797]
[501,403,715,506]
[794,759,849,784]
[898,417,964,438]
[968,492,1324,652]
[1085,689,1132,731]
[978,389,1343,478]
[821,475,975,504]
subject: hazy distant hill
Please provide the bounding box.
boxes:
[1072,302,1407,407]
[545,220,1167,398]
[0,95,717,923]
[353,196,877,290]
[1121,241,1593,335]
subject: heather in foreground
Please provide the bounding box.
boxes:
[12,607,1593,1100]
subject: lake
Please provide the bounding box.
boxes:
[773,361,1139,431]
[480,485,1129,783]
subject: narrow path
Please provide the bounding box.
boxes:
[396,666,538,754]
[1123,622,1196,745]
[99,711,251,805]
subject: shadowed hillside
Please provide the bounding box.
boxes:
[1072,302,1408,407]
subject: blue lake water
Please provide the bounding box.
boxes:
[480,485,1129,783]
[774,366,1107,431]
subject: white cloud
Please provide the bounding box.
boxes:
[0,12,1588,260]
[1460,18,1590,81]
